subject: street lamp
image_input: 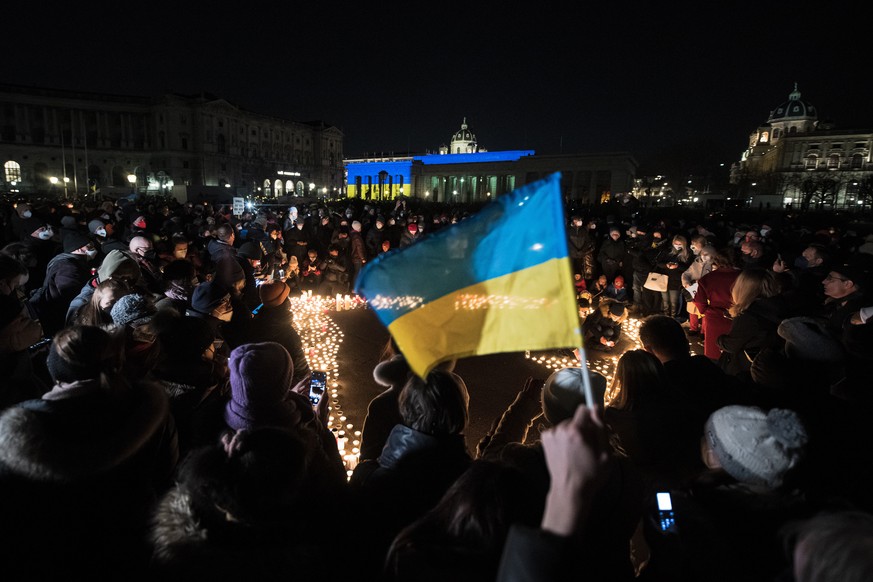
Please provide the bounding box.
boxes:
[309,182,315,198]
[127,173,137,196]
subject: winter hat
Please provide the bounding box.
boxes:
[110,292,156,327]
[541,367,608,424]
[191,281,230,314]
[238,241,263,260]
[351,220,362,232]
[259,281,290,308]
[133,216,147,229]
[97,249,141,283]
[63,231,92,253]
[705,405,809,489]
[226,341,295,431]
[830,262,871,290]
[295,216,306,225]
[407,223,418,233]
[87,219,105,235]
[613,275,625,287]
[778,317,846,363]
[61,215,77,228]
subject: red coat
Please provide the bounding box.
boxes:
[693,268,740,360]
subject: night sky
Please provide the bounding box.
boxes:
[5,5,872,175]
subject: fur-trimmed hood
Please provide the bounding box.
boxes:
[0,377,170,482]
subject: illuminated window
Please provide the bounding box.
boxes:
[805,155,818,170]
[4,160,21,182]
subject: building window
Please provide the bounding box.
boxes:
[851,154,864,170]
[827,154,840,169]
[805,155,817,169]
[217,134,226,154]
[4,160,21,182]
[220,163,227,171]
[180,115,187,125]
[183,161,190,169]
[218,120,224,128]
[181,137,188,150]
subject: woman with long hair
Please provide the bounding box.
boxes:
[604,349,704,487]
[681,243,716,336]
[74,279,129,326]
[717,269,786,378]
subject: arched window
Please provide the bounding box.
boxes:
[827,154,840,169]
[805,155,818,170]
[274,179,284,197]
[851,154,864,169]
[263,178,272,197]
[4,160,21,182]
[285,180,294,194]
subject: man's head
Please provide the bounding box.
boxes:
[823,264,866,300]
[740,240,764,258]
[802,244,827,268]
[129,236,153,257]
[215,224,235,244]
[639,314,690,363]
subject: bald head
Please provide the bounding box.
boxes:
[129,236,153,257]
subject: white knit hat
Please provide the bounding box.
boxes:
[705,405,808,489]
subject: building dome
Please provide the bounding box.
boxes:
[449,117,478,154]
[768,83,817,122]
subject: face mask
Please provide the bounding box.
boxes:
[217,309,233,322]
[673,244,683,251]
[134,219,146,229]
[95,227,107,237]
[85,248,98,259]
[174,250,187,259]
[794,256,808,269]
[760,228,770,237]
[38,228,53,240]
[22,210,32,218]
[691,246,701,255]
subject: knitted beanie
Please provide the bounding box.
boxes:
[191,281,230,314]
[88,219,105,234]
[63,231,92,253]
[705,405,809,489]
[259,281,290,308]
[216,258,245,285]
[97,249,141,283]
[351,220,362,232]
[110,293,156,327]
[225,341,295,431]
[541,367,608,424]
[157,315,215,361]
[60,215,77,228]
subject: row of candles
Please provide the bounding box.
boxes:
[289,292,366,478]
[292,293,648,477]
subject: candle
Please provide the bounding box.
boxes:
[344,294,351,310]
[336,293,342,311]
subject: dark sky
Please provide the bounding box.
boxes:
[6,5,872,175]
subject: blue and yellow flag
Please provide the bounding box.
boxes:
[354,172,581,378]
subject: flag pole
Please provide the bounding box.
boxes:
[577,346,595,407]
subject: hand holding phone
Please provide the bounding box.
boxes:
[655,491,679,534]
[309,370,327,406]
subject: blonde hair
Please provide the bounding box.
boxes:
[603,349,665,410]
[671,235,691,262]
[729,269,780,317]
[75,279,129,326]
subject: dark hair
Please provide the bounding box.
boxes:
[639,314,689,360]
[399,370,469,436]
[604,349,667,410]
[215,225,234,242]
[385,460,543,580]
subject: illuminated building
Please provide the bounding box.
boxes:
[344,118,638,203]
[0,83,343,201]
[732,84,873,211]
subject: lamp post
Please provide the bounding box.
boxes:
[309,182,315,199]
[49,176,58,197]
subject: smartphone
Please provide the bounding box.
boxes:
[655,491,678,534]
[278,269,285,279]
[309,370,327,406]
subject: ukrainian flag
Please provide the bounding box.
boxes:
[354,172,581,379]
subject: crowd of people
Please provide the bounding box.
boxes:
[0,191,872,580]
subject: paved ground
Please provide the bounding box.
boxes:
[303,300,705,457]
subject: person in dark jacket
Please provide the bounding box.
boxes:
[27,231,97,337]
[319,243,352,296]
[249,280,311,388]
[0,325,179,577]
[348,369,473,580]
[567,215,595,284]
[598,226,627,282]
[582,298,628,350]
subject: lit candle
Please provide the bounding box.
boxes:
[336,293,342,311]
[344,294,351,310]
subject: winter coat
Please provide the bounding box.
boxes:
[0,377,179,577]
[28,252,92,337]
[717,296,787,377]
[656,249,692,290]
[693,268,741,360]
[249,304,312,387]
